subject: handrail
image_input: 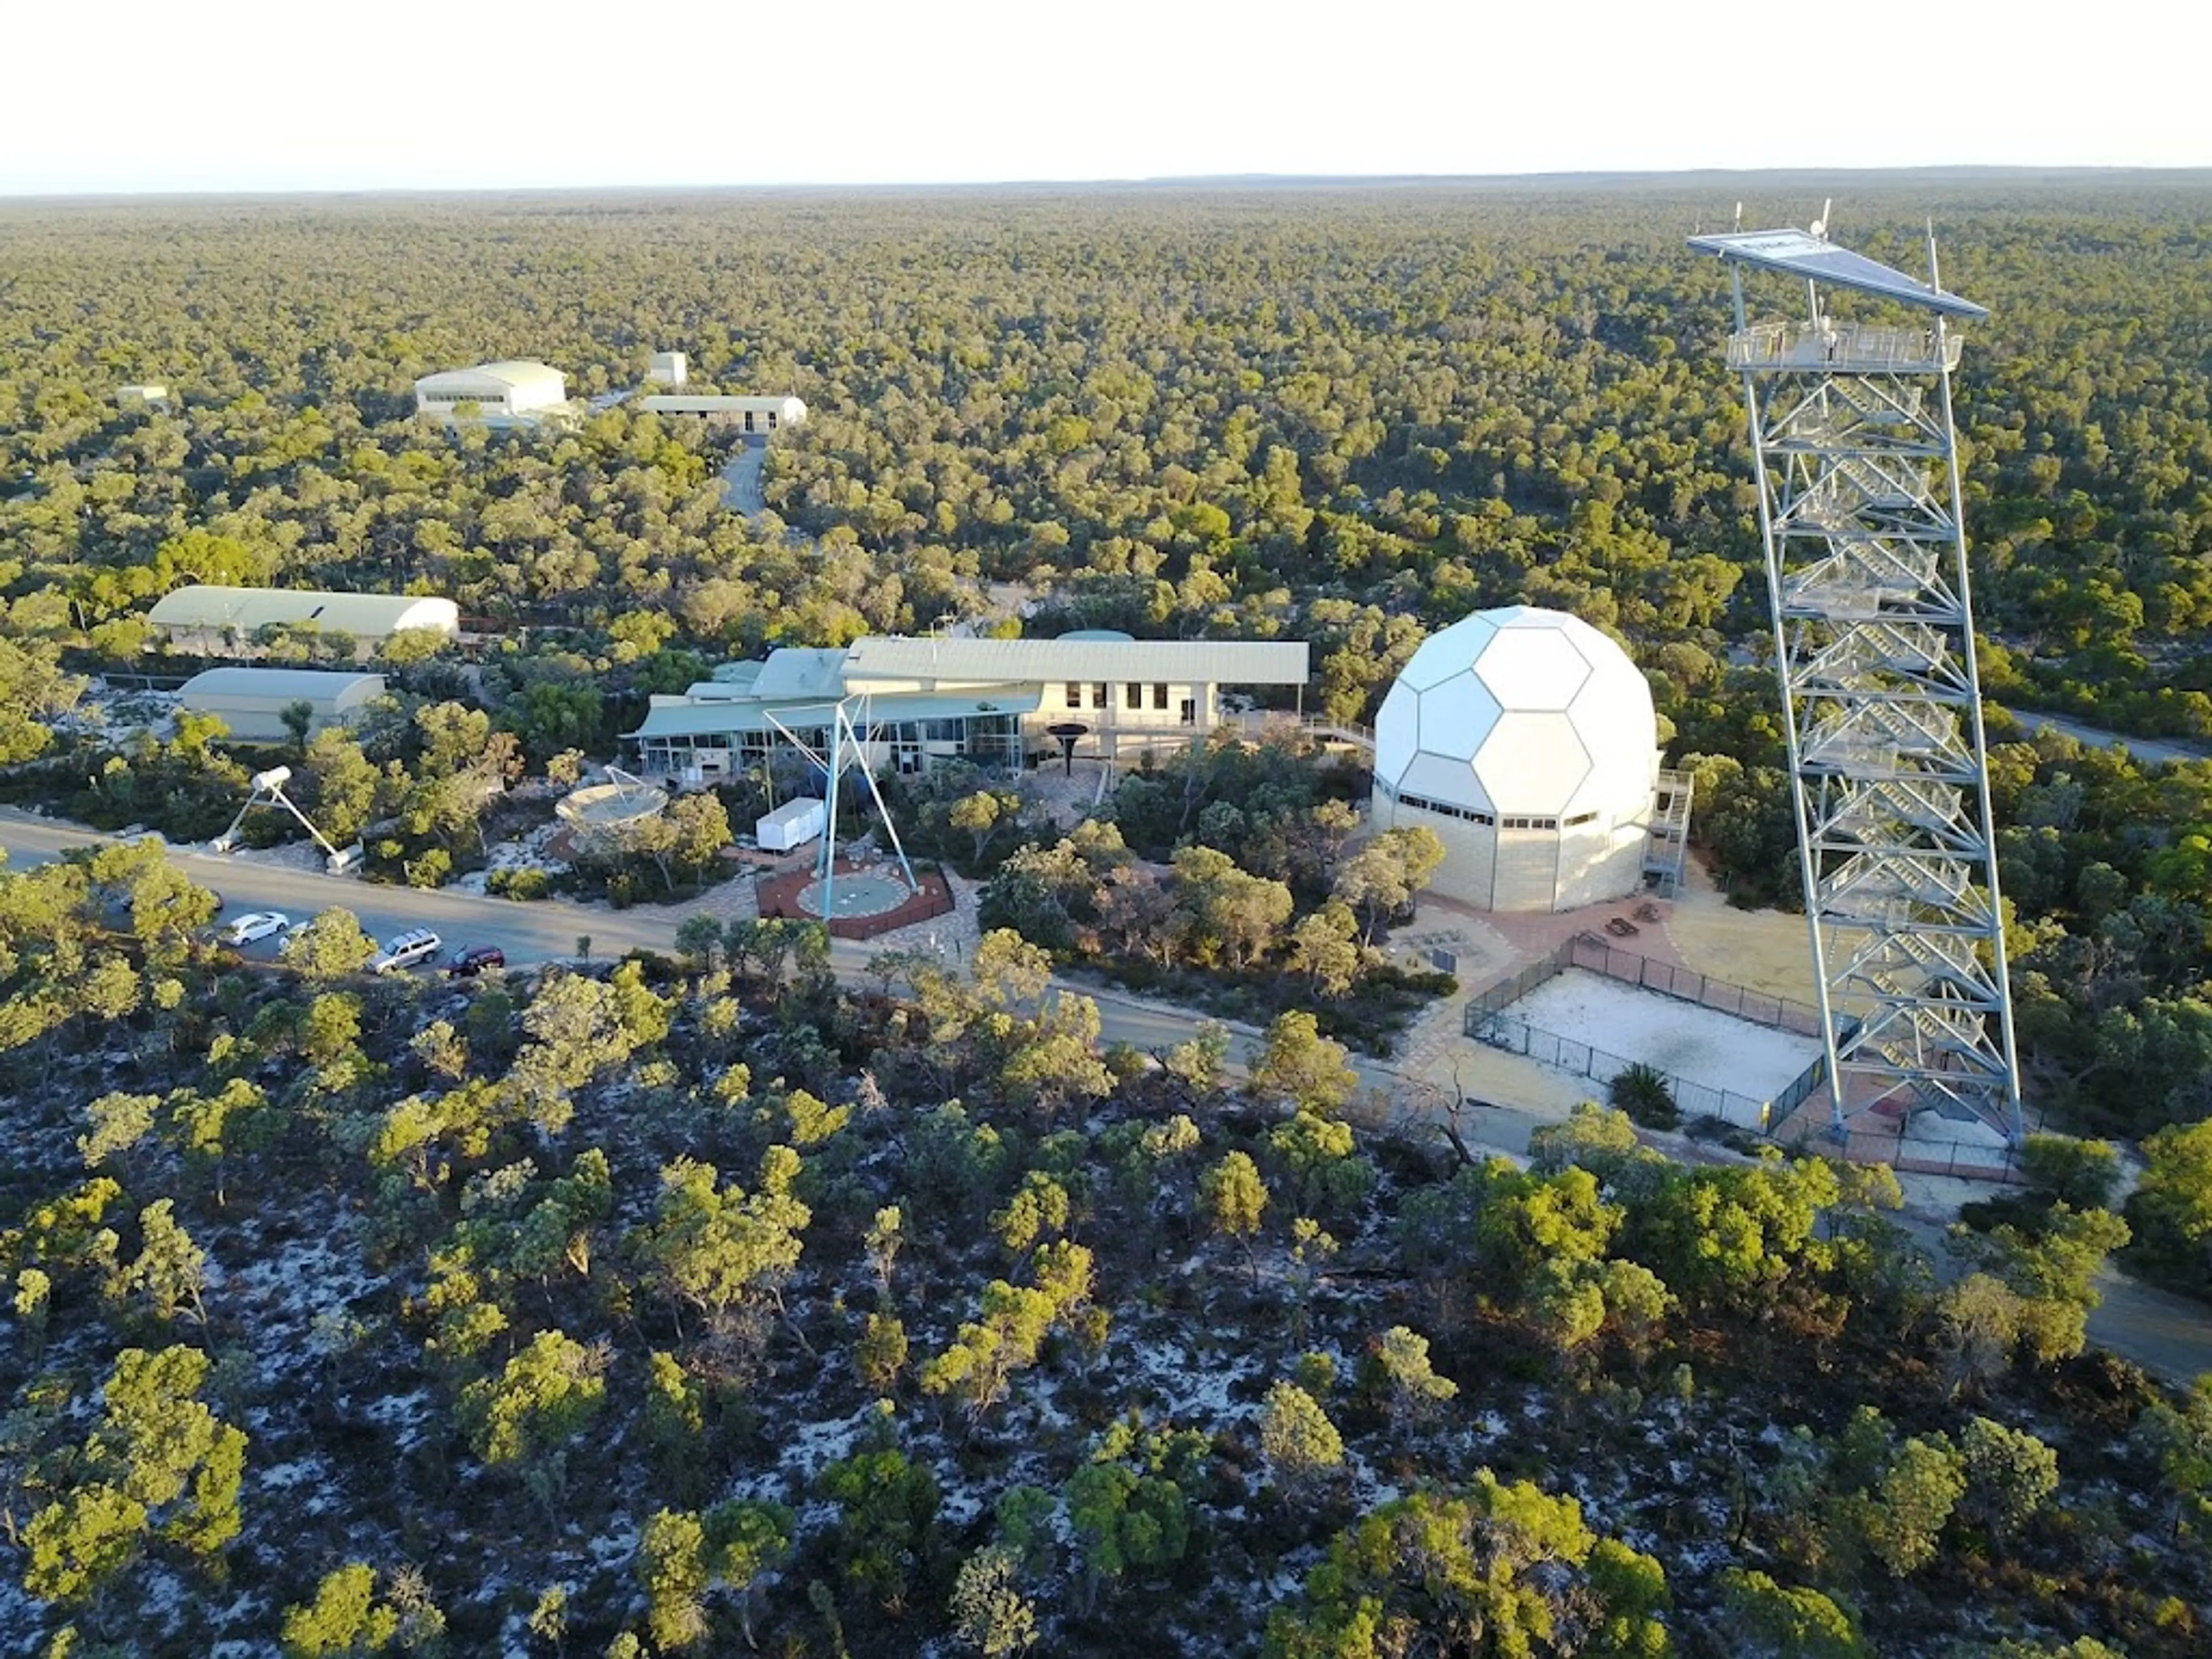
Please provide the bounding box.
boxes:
[1729,320,1962,374]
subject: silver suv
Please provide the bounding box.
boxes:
[371,927,444,974]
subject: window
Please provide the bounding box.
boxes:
[1066,681,1083,708]
[1564,811,1597,827]
[1125,683,1142,710]
[1093,683,1108,711]
[1152,683,1169,710]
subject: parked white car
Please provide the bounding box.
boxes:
[371,928,443,974]
[221,911,290,946]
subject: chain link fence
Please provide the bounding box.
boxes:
[1464,932,1831,1132]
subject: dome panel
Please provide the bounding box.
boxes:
[1472,711,1590,817]
[1397,613,1499,693]
[1473,627,1593,711]
[1373,680,1422,788]
[1415,672,1503,764]
[1398,751,1495,815]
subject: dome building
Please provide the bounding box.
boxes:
[1371,606,1661,912]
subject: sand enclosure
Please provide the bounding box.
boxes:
[1479,967,1824,1123]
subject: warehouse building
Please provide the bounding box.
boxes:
[180,668,387,742]
[636,393,807,434]
[146,586,461,658]
[1370,606,1688,912]
[627,631,1309,782]
[412,361,570,424]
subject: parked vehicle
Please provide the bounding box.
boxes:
[222,911,290,946]
[445,945,506,978]
[370,928,442,974]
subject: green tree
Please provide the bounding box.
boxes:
[22,1346,247,1605]
[1265,1476,1668,1658]
[1200,1150,1268,1283]
[280,908,378,982]
[1853,1434,1966,1578]
[1249,1010,1358,1113]
[1258,1381,1344,1494]
[949,1545,1037,1657]
[456,1330,607,1502]
[2126,1118,2212,1292]
[279,1562,442,1656]
[1717,1569,1868,1659]
[1957,1416,2058,1550]
[819,1441,940,1614]
[631,1150,810,1334]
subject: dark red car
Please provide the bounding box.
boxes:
[445,945,506,978]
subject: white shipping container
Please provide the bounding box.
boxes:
[756,797,826,852]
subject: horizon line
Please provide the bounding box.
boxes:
[7,162,2212,206]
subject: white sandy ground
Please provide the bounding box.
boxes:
[1479,968,1824,1122]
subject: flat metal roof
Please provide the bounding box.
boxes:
[748,647,850,700]
[1688,229,1986,319]
[843,635,1310,687]
[631,686,1044,741]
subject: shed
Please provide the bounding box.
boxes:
[180,668,387,742]
[756,798,827,853]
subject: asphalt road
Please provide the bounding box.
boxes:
[719,443,767,515]
[2000,707,2210,768]
[0,808,1410,1084]
[2,807,2199,1380]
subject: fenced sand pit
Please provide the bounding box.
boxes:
[1476,967,1824,1126]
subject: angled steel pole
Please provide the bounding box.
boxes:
[1732,264,1850,1139]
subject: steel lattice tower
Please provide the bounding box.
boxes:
[1689,222,2024,1144]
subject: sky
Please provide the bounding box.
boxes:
[7,0,2207,196]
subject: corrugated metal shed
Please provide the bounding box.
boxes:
[842,635,1309,687]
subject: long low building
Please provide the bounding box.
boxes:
[180,668,387,741]
[636,394,806,434]
[147,586,460,657]
[627,630,1309,782]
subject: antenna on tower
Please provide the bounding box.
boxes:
[1809,198,1832,240]
[1733,200,1744,231]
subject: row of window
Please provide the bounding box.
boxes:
[1380,779,1602,834]
[1061,681,1190,715]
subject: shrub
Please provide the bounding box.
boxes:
[491,867,552,900]
[1610,1062,1680,1129]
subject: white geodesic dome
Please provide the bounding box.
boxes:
[1372,607,1659,911]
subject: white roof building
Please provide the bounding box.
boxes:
[1372,607,1661,912]
[637,394,806,433]
[180,667,387,742]
[413,361,569,422]
[147,586,461,656]
[646,351,688,387]
[628,630,1312,782]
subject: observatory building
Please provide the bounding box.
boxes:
[626,631,1309,782]
[1371,606,1671,912]
[412,361,570,424]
